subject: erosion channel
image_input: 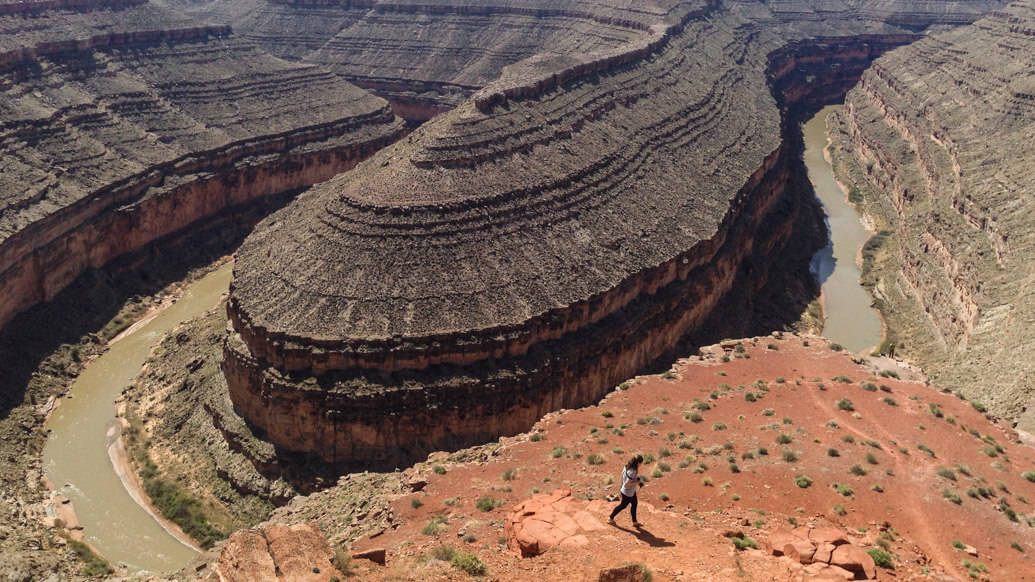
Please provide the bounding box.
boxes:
[805,106,883,353]
[41,263,235,573]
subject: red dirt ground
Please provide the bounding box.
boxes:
[347,334,1035,581]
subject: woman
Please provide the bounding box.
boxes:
[609,455,644,527]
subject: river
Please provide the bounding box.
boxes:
[804,105,883,353]
[42,262,233,573]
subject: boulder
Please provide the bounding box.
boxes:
[830,544,877,579]
[813,542,837,564]
[783,540,818,564]
[505,489,605,557]
[598,564,648,582]
[351,547,386,566]
[216,523,343,582]
[809,527,850,546]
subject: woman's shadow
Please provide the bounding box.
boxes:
[609,523,676,548]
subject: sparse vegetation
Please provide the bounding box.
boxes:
[66,536,113,577]
[552,446,567,458]
[423,515,449,535]
[411,498,424,509]
[836,398,854,411]
[833,504,846,516]
[942,489,962,505]
[827,448,840,457]
[849,465,868,476]
[587,454,605,466]
[451,551,488,576]
[795,475,813,488]
[937,467,957,481]
[476,497,502,512]
[502,468,518,481]
[867,548,894,569]
[729,534,758,550]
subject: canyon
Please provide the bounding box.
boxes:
[832,0,1035,432]
[0,0,1033,579]
[0,0,404,332]
[222,0,1009,469]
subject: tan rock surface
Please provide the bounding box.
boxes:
[215,523,342,582]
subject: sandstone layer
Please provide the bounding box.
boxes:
[832,0,1035,426]
[0,0,405,331]
[225,0,1008,468]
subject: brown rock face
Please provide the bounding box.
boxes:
[0,0,404,330]
[215,523,343,582]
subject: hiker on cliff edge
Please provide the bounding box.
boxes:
[609,455,644,527]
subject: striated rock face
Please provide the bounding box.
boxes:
[175,0,691,115]
[0,0,405,330]
[215,522,343,582]
[224,0,1007,468]
[833,0,1035,424]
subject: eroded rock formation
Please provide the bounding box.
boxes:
[224,0,1007,468]
[832,0,1035,425]
[0,0,405,330]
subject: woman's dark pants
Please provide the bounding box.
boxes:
[609,493,638,522]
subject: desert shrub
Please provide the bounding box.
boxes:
[762,408,775,416]
[971,401,987,413]
[775,434,793,445]
[865,453,878,465]
[871,484,884,493]
[827,448,840,457]
[551,446,567,458]
[830,343,844,352]
[833,504,846,516]
[952,540,966,550]
[587,454,605,466]
[529,433,545,442]
[833,376,852,383]
[836,399,854,411]
[834,484,854,497]
[411,498,424,509]
[883,397,898,407]
[782,449,799,462]
[423,515,448,535]
[867,548,894,569]
[433,464,447,475]
[860,382,878,392]
[502,468,517,481]
[729,535,758,550]
[651,466,663,478]
[942,490,962,505]
[450,551,488,576]
[712,422,727,431]
[431,545,458,561]
[842,435,856,444]
[476,497,501,512]
[849,465,868,476]
[937,467,957,481]
[1022,471,1035,483]
[795,475,813,488]
[917,444,936,457]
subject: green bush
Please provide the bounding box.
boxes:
[422,515,448,535]
[730,535,758,550]
[587,454,605,466]
[942,489,962,505]
[433,464,447,475]
[551,446,567,458]
[67,537,113,577]
[849,465,867,476]
[476,497,501,512]
[794,475,813,488]
[775,434,793,444]
[411,497,424,509]
[1022,471,1035,483]
[782,449,799,462]
[143,476,224,549]
[937,467,957,481]
[836,399,854,411]
[867,548,894,569]
[450,551,488,576]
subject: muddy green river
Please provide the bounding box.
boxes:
[42,262,233,573]
[804,106,883,353]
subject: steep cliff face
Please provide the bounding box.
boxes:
[833,0,1035,425]
[223,0,1007,468]
[0,0,405,330]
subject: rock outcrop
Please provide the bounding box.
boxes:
[832,0,1035,426]
[767,527,877,580]
[0,0,405,330]
[214,522,343,582]
[504,488,605,557]
[223,0,1007,468]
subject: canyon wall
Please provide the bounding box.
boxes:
[832,0,1035,426]
[0,0,405,330]
[223,0,1006,468]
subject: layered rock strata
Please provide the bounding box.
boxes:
[225,1,1006,467]
[0,0,405,329]
[833,0,1035,424]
